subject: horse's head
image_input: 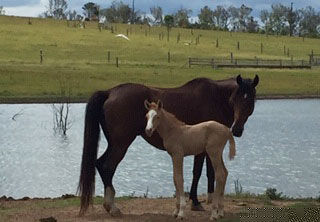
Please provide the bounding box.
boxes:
[229,74,259,137]
[144,99,163,137]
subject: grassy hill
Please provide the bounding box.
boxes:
[0,15,319,102]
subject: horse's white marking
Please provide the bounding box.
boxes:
[146,110,157,131]
[244,93,247,99]
[178,196,186,218]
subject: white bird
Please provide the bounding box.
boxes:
[115,34,130,41]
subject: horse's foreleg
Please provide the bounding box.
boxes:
[171,154,185,220]
[206,153,215,204]
[190,152,205,211]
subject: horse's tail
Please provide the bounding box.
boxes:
[228,131,236,160]
[78,90,109,216]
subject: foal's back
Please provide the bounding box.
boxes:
[178,121,231,156]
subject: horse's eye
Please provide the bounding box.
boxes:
[156,116,160,119]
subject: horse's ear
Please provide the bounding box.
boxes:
[144,99,151,110]
[157,100,163,110]
[236,75,242,85]
[252,75,259,87]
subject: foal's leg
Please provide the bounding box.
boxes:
[208,153,227,221]
[206,153,215,204]
[189,152,205,211]
[96,136,134,216]
[171,154,186,219]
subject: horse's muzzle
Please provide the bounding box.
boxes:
[232,126,243,137]
[145,128,153,137]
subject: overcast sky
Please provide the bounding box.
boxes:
[2,0,320,18]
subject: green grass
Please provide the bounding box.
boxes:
[0,15,320,102]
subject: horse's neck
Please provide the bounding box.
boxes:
[211,80,236,127]
[157,110,184,140]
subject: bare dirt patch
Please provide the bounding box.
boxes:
[1,195,319,222]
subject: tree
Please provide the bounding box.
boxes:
[66,10,78,20]
[260,9,273,34]
[45,0,68,19]
[287,3,298,36]
[164,14,174,27]
[247,16,259,33]
[298,6,320,37]
[0,6,5,15]
[238,4,253,32]
[270,3,288,35]
[150,6,163,25]
[212,5,230,30]
[228,6,240,31]
[82,2,99,21]
[101,1,131,23]
[174,7,192,28]
[198,6,213,28]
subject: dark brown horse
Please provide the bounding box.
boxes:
[78,74,259,216]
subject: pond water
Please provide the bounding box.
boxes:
[0,99,319,199]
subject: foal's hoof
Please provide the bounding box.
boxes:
[191,203,205,211]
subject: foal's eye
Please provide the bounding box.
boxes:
[156,116,160,119]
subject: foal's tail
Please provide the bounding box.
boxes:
[228,132,236,160]
[77,90,109,216]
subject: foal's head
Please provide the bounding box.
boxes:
[144,100,163,137]
[229,74,259,137]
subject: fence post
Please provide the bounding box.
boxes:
[256,58,258,66]
[237,41,240,50]
[168,52,170,63]
[230,52,234,63]
[261,43,263,54]
[189,57,191,68]
[211,58,214,68]
[287,48,290,57]
[40,49,43,64]
[107,51,110,63]
[216,38,219,48]
[291,55,293,66]
[116,57,118,67]
[126,29,129,37]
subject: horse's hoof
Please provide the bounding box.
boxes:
[103,203,111,212]
[209,216,217,221]
[191,203,205,211]
[110,207,122,217]
[177,216,184,220]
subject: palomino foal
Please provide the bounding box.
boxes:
[144,100,236,221]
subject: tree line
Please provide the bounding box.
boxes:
[36,0,320,38]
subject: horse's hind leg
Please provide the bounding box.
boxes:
[96,137,134,216]
[189,152,205,211]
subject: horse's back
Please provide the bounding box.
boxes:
[102,83,153,136]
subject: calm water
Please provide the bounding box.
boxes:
[0,100,319,199]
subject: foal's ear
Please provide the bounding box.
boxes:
[157,100,163,109]
[236,74,242,85]
[252,75,259,87]
[144,99,151,110]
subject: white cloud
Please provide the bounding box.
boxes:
[4,0,47,17]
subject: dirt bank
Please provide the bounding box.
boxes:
[1,195,319,222]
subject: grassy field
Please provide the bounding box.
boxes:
[0,15,320,102]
